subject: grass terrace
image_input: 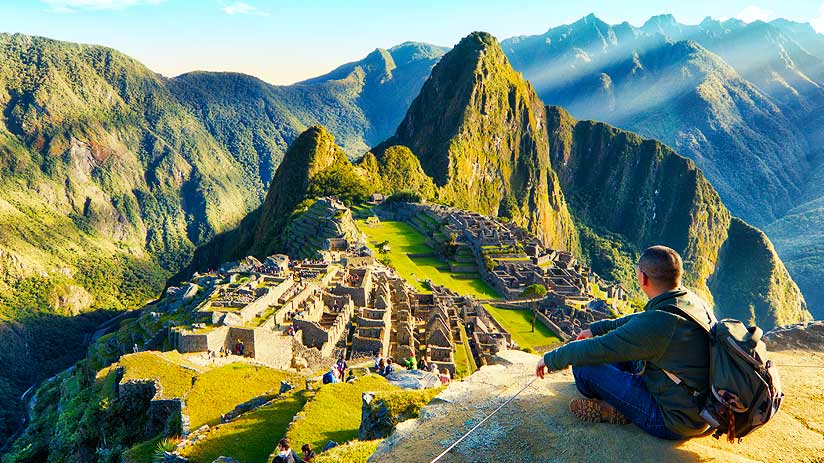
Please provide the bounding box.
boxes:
[286,375,399,452]
[358,219,498,299]
[454,323,478,378]
[484,305,562,351]
[187,364,298,428]
[180,392,309,463]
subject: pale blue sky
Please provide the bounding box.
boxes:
[2,0,824,85]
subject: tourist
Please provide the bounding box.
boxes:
[377,358,386,374]
[336,356,348,377]
[322,367,339,384]
[373,355,383,371]
[405,352,418,370]
[345,369,356,383]
[381,358,395,377]
[429,363,439,375]
[439,368,451,385]
[535,246,713,440]
[301,444,315,462]
[272,438,303,463]
[132,344,139,353]
[235,339,245,356]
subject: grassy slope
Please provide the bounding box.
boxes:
[116,352,298,429]
[358,219,498,299]
[286,375,399,452]
[180,392,309,463]
[484,305,562,350]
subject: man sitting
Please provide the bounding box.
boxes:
[536,246,715,440]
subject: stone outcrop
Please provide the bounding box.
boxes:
[369,348,824,463]
[765,321,824,352]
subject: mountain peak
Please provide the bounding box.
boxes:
[377,32,578,250]
[643,13,678,28]
[251,125,348,255]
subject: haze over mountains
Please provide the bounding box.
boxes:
[500,14,824,318]
[0,12,822,445]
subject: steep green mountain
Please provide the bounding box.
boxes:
[0,33,445,443]
[359,145,437,198]
[185,125,371,269]
[546,105,811,328]
[502,14,810,226]
[378,32,578,251]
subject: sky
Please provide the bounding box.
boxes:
[1,0,824,85]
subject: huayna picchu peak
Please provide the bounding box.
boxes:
[1,8,823,463]
[379,31,579,252]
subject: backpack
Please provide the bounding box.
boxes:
[664,305,783,442]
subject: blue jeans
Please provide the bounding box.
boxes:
[572,362,684,440]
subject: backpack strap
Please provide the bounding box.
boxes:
[655,301,716,333]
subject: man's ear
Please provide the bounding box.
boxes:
[639,270,648,287]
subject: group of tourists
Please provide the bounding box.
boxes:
[272,438,315,463]
[322,357,350,384]
[375,357,396,377]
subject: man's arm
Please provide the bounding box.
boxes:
[588,312,641,336]
[542,311,676,372]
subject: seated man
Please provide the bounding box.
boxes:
[536,246,715,440]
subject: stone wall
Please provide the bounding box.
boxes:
[249,328,294,369]
[173,326,229,353]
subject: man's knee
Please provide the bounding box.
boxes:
[572,364,602,398]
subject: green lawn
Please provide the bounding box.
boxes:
[358,219,498,299]
[484,305,562,351]
[118,352,198,398]
[286,375,399,452]
[186,364,298,428]
[453,323,478,378]
[180,392,308,463]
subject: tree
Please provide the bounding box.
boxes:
[521,284,547,298]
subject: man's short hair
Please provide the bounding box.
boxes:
[638,246,683,288]
[279,438,290,450]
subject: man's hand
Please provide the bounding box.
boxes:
[535,357,551,379]
[575,328,593,341]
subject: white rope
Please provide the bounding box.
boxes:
[429,376,539,463]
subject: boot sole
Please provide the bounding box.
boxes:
[569,398,630,425]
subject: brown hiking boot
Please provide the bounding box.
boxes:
[569,398,630,425]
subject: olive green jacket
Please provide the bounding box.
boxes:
[543,288,714,436]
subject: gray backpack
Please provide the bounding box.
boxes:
[666,306,783,442]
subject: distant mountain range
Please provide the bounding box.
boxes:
[500,14,824,318]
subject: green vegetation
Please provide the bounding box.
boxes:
[180,392,308,463]
[286,375,398,453]
[484,305,562,351]
[710,218,811,330]
[358,219,498,299]
[314,440,383,463]
[454,323,478,378]
[521,284,548,298]
[576,223,641,299]
[379,32,578,252]
[187,364,297,428]
[359,146,436,199]
[118,352,199,398]
[546,105,811,328]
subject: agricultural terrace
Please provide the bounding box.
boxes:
[484,304,562,351]
[357,219,498,300]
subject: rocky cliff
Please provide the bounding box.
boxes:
[369,345,824,463]
[546,105,810,329]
